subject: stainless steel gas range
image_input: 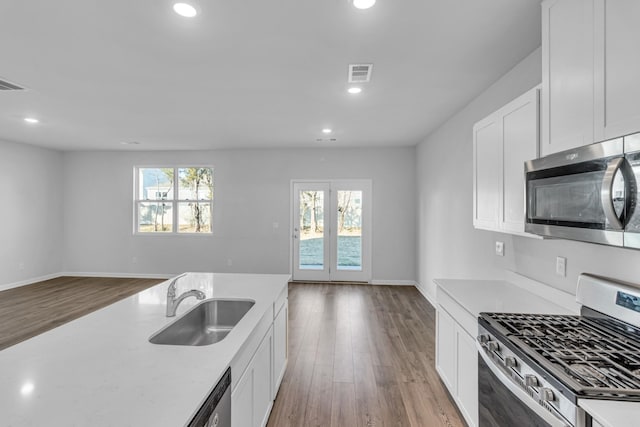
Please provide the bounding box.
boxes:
[477,274,640,427]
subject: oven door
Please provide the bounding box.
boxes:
[477,344,570,427]
[524,137,636,247]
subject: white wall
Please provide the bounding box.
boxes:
[62,147,416,282]
[417,46,640,301]
[0,139,64,288]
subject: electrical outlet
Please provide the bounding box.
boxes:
[132,256,138,264]
[556,256,566,277]
[227,259,233,266]
[18,262,25,270]
[495,241,505,257]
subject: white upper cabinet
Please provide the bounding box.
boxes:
[473,87,540,236]
[473,117,502,231]
[543,0,640,150]
[541,0,594,156]
[502,89,540,233]
[594,0,640,140]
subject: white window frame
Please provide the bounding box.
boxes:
[133,166,214,235]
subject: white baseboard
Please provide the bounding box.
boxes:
[414,282,437,307]
[0,272,62,292]
[371,279,418,286]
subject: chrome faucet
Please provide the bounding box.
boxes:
[166,274,206,317]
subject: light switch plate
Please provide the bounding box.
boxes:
[495,241,505,257]
[556,256,566,277]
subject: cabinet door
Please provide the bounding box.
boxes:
[542,0,594,156]
[436,307,457,394]
[501,88,540,233]
[457,328,479,427]
[594,0,640,140]
[232,366,254,427]
[253,326,273,427]
[272,303,287,399]
[473,117,502,230]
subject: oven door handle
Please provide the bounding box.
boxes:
[476,342,570,427]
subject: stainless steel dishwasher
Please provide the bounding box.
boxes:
[188,367,231,427]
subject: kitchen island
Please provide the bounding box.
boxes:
[0,272,289,427]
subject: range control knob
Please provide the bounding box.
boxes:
[524,374,539,387]
[479,334,490,344]
[541,388,555,402]
[505,356,517,368]
[487,341,500,352]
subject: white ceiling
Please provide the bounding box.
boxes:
[0,0,542,151]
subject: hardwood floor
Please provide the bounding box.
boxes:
[267,283,466,427]
[0,276,164,351]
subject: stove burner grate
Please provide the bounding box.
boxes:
[484,312,640,397]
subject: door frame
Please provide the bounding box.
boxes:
[290,179,372,283]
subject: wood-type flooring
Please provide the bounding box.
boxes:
[0,276,164,351]
[267,283,466,427]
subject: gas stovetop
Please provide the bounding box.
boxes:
[480,310,640,400]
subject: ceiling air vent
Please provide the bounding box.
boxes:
[0,77,25,91]
[348,64,373,83]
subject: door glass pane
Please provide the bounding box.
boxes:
[337,190,362,271]
[299,190,325,270]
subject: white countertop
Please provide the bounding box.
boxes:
[0,272,289,427]
[434,278,575,317]
[579,399,640,427]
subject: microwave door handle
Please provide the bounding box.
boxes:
[622,157,637,227]
[601,157,624,230]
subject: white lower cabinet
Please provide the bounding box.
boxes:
[436,308,457,392]
[232,366,253,427]
[232,286,288,427]
[272,301,287,399]
[232,325,274,427]
[436,303,478,427]
[456,329,478,426]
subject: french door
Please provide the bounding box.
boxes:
[292,180,372,282]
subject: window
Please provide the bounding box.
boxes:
[135,167,213,234]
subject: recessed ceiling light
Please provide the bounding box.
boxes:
[348,87,362,94]
[322,128,332,134]
[173,3,197,17]
[24,117,39,124]
[20,382,35,396]
[120,141,141,145]
[352,0,376,10]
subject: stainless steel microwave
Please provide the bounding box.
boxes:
[525,132,640,248]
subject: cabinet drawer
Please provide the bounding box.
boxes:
[436,288,477,338]
[274,286,287,318]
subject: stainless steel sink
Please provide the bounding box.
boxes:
[149,299,255,346]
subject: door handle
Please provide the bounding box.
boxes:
[601,157,636,230]
[601,158,624,230]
